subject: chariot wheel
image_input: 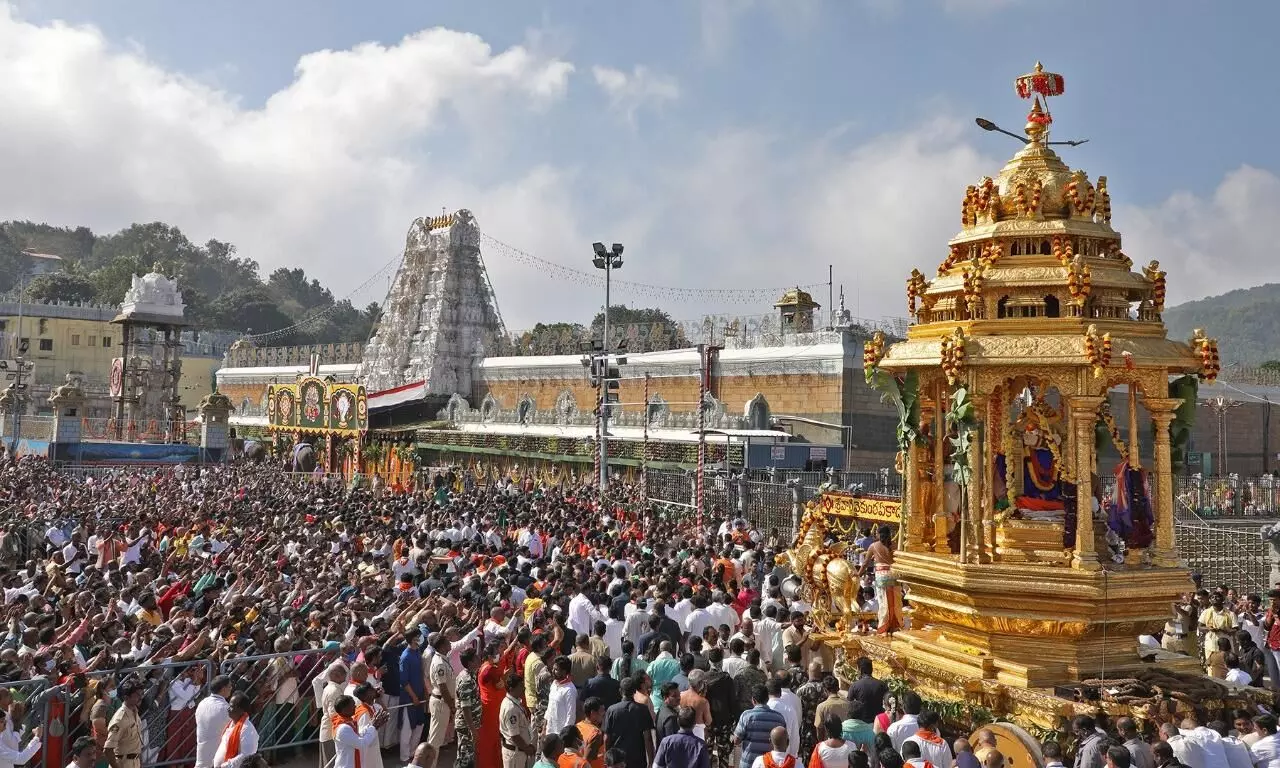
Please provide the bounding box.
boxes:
[970,722,1044,768]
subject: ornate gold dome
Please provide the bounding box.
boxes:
[882,63,1208,379]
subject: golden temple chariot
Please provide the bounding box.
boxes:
[789,63,1247,747]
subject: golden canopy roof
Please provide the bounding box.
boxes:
[876,63,1212,380]
[775,287,820,309]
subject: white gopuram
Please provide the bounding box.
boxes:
[360,210,505,400]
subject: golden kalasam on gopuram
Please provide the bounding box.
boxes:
[788,63,1259,752]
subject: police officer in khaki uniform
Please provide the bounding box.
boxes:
[498,672,535,768]
[104,679,145,768]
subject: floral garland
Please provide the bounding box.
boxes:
[1143,260,1167,312]
[863,332,887,380]
[962,267,984,318]
[1083,324,1113,378]
[1003,416,1018,514]
[938,245,965,275]
[940,328,967,385]
[906,270,928,315]
[1098,402,1128,461]
[1014,178,1043,217]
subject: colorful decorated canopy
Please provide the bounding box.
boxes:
[267,376,368,436]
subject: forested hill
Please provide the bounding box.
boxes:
[1163,284,1280,366]
[0,220,379,345]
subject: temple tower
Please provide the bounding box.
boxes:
[360,210,505,396]
[863,63,1214,690]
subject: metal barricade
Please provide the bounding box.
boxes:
[220,648,329,761]
[61,659,217,768]
[1,677,54,768]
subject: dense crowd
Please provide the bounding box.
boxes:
[1,454,1279,768]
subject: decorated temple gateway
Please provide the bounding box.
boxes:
[793,63,1251,754]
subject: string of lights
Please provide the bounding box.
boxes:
[480,233,826,304]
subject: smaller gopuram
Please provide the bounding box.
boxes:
[111,266,188,442]
[852,63,1226,718]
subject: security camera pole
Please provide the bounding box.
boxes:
[589,242,625,504]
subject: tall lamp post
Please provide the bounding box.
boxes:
[1200,396,1243,477]
[591,242,624,500]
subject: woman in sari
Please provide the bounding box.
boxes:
[478,636,518,768]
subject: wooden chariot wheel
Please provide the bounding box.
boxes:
[970,722,1045,768]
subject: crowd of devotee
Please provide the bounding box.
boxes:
[1,454,1279,768]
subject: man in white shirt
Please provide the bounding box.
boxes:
[333,695,385,768]
[545,657,578,736]
[194,676,233,768]
[765,679,800,758]
[722,639,750,678]
[708,592,741,633]
[212,693,258,768]
[754,606,785,672]
[904,711,953,768]
[887,693,922,752]
[1210,721,1253,768]
[684,596,716,641]
[0,709,40,768]
[1178,715,1230,768]
[1251,714,1280,768]
[569,588,604,638]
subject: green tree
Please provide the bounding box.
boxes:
[0,229,21,294]
[24,272,98,304]
[1,222,94,263]
[209,286,294,336]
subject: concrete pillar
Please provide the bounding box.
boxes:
[48,377,87,447]
[199,392,233,458]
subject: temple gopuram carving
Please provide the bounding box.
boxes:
[795,63,1249,746]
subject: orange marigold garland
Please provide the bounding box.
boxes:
[1143,260,1167,313]
[940,327,967,385]
[1084,324,1112,378]
[906,269,928,316]
[863,331,887,381]
[938,245,965,276]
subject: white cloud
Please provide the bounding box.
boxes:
[591,65,680,124]
[0,3,1262,339]
[0,4,575,320]
[1118,165,1280,307]
[594,119,996,325]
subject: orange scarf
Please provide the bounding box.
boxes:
[354,703,373,723]
[332,714,362,768]
[222,715,249,760]
[914,728,946,745]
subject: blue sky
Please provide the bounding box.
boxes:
[3,1,1278,330]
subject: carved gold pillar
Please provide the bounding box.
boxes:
[981,396,997,563]
[932,383,952,555]
[1070,396,1106,570]
[1145,397,1184,568]
[905,443,925,551]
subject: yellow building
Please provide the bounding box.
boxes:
[0,300,224,418]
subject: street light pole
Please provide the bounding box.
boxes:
[592,242,624,502]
